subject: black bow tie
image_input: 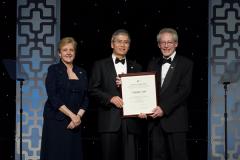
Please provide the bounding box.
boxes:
[162,58,172,64]
[115,58,125,64]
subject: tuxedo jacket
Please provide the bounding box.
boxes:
[148,55,193,133]
[89,56,142,133]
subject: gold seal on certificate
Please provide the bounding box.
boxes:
[119,72,158,117]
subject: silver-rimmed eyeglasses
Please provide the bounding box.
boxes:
[159,41,175,46]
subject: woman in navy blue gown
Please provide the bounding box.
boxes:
[40,37,88,160]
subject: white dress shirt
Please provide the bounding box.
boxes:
[161,51,176,86]
[112,54,127,75]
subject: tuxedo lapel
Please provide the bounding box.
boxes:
[127,60,135,73]
[127,60,141,73]
[160,57,177,94]
[105,57,117,81]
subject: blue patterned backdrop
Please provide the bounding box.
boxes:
[209,0,240,159]
[16,0,60,159]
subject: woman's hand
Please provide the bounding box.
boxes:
[67,114,81,129]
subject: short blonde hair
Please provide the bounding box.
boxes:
[58,37,77,52]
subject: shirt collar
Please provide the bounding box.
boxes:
[112,53,126,61]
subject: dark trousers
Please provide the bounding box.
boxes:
[100,120,138,160]
[149,124,188,160]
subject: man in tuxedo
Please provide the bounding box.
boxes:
[140,28,193,160]
[89,29,142,160]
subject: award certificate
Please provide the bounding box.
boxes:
[119,72,158,117]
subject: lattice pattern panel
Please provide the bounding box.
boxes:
[16,0,60,159]
[209,0,240,159]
